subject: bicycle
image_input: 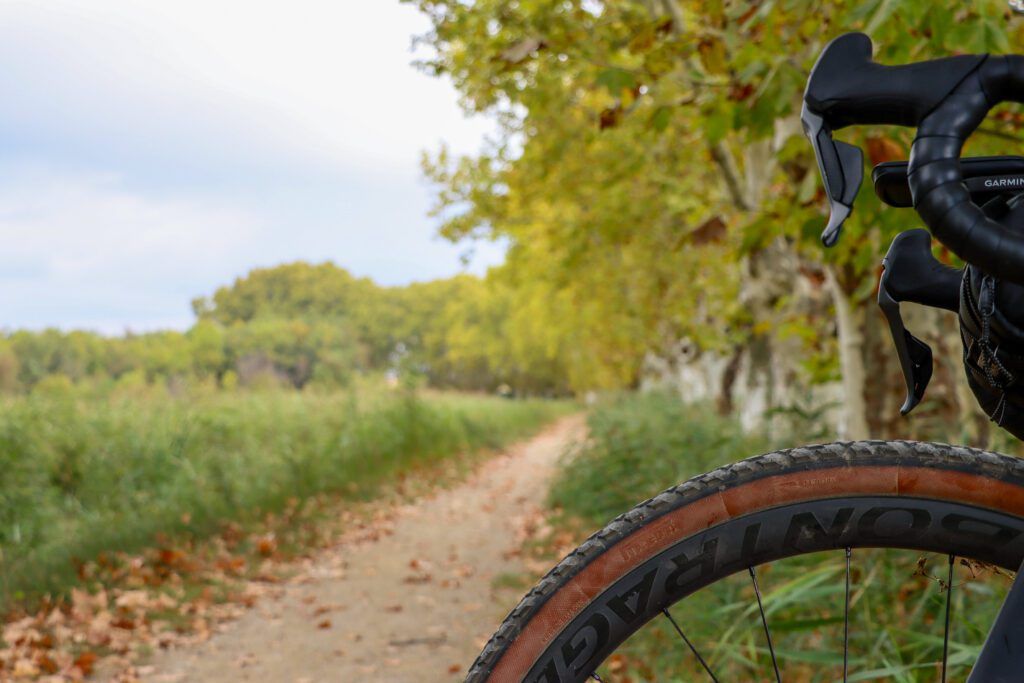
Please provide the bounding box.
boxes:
[467,32,1024,683]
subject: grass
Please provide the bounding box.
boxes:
[0,384,573,609]
[547,391,1011,682]
[550,392,769,524]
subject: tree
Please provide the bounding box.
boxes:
[187,320,227,382]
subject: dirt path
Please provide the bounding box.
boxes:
[141,415,584,683]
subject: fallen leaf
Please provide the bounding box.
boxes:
[37,653,59,675]
[256,534,277,557]
[74,651,98,676]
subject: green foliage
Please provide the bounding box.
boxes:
[0,385,573,607]
[1,261,575,396]
[405,0,1024,397]
[550,391,769,523]
[194,261,574,393]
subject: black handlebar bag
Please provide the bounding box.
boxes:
[960,258,1024,440]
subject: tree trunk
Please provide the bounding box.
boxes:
[717,346,744,416]
[825,265,870,440]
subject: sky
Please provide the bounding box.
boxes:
[0,0,504,332]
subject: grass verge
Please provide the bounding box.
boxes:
[0,386,573,608]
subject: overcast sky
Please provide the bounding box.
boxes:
[0,0,503,332]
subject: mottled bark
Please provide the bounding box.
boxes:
[825,266,870,440]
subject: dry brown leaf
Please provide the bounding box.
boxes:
[256,534,277,557]
[73,651,98,675]
[36,652,59,674]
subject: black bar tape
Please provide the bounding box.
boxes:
[907,57,1024,285]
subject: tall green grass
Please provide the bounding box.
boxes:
[0,386,572,606]
[550,392,768,524]
[550,392,1008,682]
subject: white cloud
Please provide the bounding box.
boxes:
[0,0,492,172]
[0,167,268,332]
[0,162,507,332]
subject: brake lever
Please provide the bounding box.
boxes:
[801,104,864,247]
[877,273,933,415]
[876,230,962,415]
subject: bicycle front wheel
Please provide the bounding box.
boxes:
[468,440,1024,682]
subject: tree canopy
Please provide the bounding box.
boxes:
[2,262,572,396]
[403,0,1024,438]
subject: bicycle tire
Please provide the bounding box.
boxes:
[467,440,1024,682]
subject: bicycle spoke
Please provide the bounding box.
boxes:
[942,554,954,683]
[843,547,851,683]
[749,566,782,683]
[661,607,719,682]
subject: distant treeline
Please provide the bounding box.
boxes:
[0,262,571,396]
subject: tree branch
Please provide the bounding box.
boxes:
[641,0,662,18]
[661,0,686,35]
[710,140,753,212]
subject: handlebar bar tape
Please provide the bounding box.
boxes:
[911,56,1024,285]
